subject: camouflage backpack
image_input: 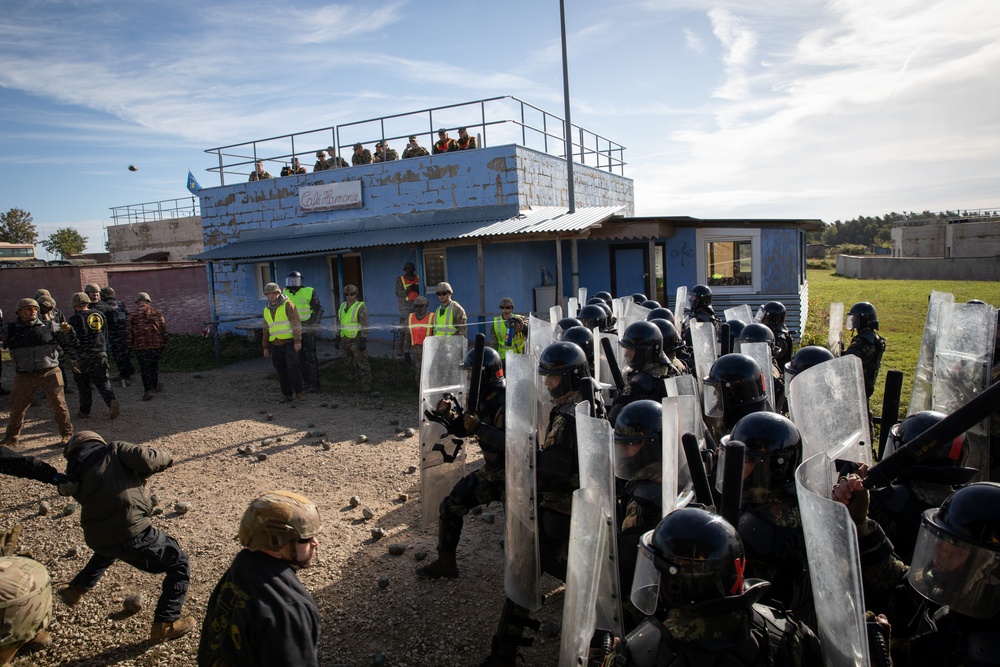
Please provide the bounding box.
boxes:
[0,556,52,650]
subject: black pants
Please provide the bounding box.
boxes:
[438,467,505,552]
[109,334,135,379]
[270,342,303,397]
[298,331,319,390]
[135,348,163,392]
[71,526,189,622]
[74,357,116,414]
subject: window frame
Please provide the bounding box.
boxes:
[695,227,761,295]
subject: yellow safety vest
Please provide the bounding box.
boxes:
[408,311,435,346]
[493,316,525,359]
[263,301,293,341]
[434,303,458,336]
[283,286,314,321]
[338,301,364,338]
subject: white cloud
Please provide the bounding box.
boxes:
[707,8,758,101]
[683,27,706,55]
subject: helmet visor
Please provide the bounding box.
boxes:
[846,313,858,330]
[703,381,724,418]
[614,436,660,481]
[286,275,303,288]
[630,531,661,615]
[907,510,1000,619]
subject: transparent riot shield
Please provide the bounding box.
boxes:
[931,301,997,478]
[662,395,699,515]
[598,332,621,392]
[578,287,588,307]
[504,353,542,611]
[620,300,652,334]
[674,286,688,319]
[909,291,955,415]
[690,321,718,394]
[664,374,699,400]
[723,305,754,326]
[529,313,555,361]
[788,355,873,466]
[567,297,579,319]
[559,486,610,667]
[419,336,469,530]
[549,305,563,326]
[741,341,775,410]
[796,453,870,667]
[828,302,845,357]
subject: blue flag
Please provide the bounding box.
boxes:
[186,170,202,195]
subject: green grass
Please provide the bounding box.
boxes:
[801,268,1000,420]
[317,356,419,401]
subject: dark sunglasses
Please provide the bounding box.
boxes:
[500,305,513,310]
[436,291,449,296]
[296,537,314,544]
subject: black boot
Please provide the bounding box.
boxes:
[416,513,463,578]
[477,598,539,666]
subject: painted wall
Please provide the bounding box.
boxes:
[107,216,204,262]
[760,228,801,293]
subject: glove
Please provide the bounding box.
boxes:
[404,353,412,364]
[407,284,419,295]
[334,336,341,350]
[463,412,481,434]
[59,321,72,333]
[358,338,367,351]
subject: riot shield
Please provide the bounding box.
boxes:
[664,374,699,400]
[567,297,579,319]
[503,353,542,611]
[674,286,688,319]
[620,300,652,334]
[419,335,469,530]
[723,305,754,327]
[598,332,622,389]
[529,313,555,361]
[662,395,699,515]
[788,355,873,466]
[549,305,563,326]
[931,301,997,479]
[740,341,775,410]
[690,321,718,394]
[828,302,845,357]
[559,486,610,667]
[909,290,955,415]
[578,287,588,307]
[795,453,870,667]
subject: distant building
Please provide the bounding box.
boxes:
[107,197,203,263]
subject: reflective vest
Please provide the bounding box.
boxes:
[408,311,435,346]
[492,316,525,359]
[283,286,314,321]
[263,300,293,341]
[399,275,420,302]
[338,301,364,338]
[434,303,458,336]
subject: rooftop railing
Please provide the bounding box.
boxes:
[110,197,200,226]
[890,208,1000,227]
[203,95,627,186]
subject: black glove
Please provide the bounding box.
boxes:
[334,336,341,350]
[404,353,412,364]
[407,284,419,295]
[358,338,367,351]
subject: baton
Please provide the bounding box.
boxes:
[682,433,714,507]
[600,336,625,393]
[876,369,904,460]
[466,333,486,415]
[718,322,731,356]
[719,440,745,528]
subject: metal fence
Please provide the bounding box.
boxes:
[110,197,200,226]
[203,95,627,185]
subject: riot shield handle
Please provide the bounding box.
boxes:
[720,440,745,528]
[581,378,597,418]
[864,380,1000,489]
[600,336,625,392]
[718,322,731,356]
[876,369,904,460]
[682,433,714,507]
[466,333,486,415]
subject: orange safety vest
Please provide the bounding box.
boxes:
[408,311,435,346]
[399,275,420,302]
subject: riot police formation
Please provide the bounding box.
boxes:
[782,345,834,390]
[735,322,785,413]
[647,318,688,376]
[702,353,769,443]
[417,347,507,579]
[607,321,669,425]
[759,301,794,372]
[684,284,718,326]
[843,301,887,400]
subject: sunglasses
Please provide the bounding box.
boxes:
[437,291,449,296]
[296,537,314,545]
[500,306,513,310]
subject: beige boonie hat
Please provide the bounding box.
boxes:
[436,282,453,294]
[135,292,152,303]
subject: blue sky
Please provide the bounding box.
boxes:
[1,0,998,255]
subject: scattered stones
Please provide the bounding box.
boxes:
[150,493,160,507]
[397,493,409,503]
[404,428,416,437]
[370,391,381,399]
[123,593,144,614]
[240,444,256,456]
[330,403,339,409]
[321,442,332,451]
[370,527,387,541]
[357,434,368,444]
[266,413,274,422]
[62,503,77,516]
[174,501,191,515]
[192,374,202,379]
[362,507,375,520]
[38,501,51,516]
[349,495,361,507]
[257,453,268,462]
[388,419,400,426]
[320,402,329,408]
[377,576,390,589]
[152,507,164,516]
[539,619,561,639]
[66,546,78,558]
[414,550,428,561]
[387,544,406,556]
[481,512,495,524]
[276,437,283,442]
[261,438,275,446]
[405,465,417,474]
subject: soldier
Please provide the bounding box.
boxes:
[681,284,719,353]
[456,127,477,150]
[198,491,322,667]
[36,293,74,395]
[648,318,688,376]
[351,142,373,165]
[432,282,467,338]
[248,160,272,181]
[843,301,887,400]
[262,282,304,403]
[403,295,434,378]
[782,345,834,390]
[703,353,769,442]
[58,431,194,643]
[279,157,307,176]
[417,347,507,579]
[759,301,794,371]
[401,135,429,159]
[646,307,676,327]
[127,292,169,401]
[396,262,421,353]
[0,298,75,447]
[736,322,784,411]
[598,506,821,666]
[608,321,669,425]
[283,271,324,393]
[433,128,458,154]
[373,141,399,162]
[335,284,371,394]
[313,149,328,172]
[66,292,120,420]
[555,317,583,340]
[577,304,609,334]
[490,297,525,361]
[479,341,589,666]
[99,287,135,385]
[324,147,349,169]
[0,556,53,666]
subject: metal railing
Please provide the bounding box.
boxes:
[110,197,200,226]
[203,95,627,185]
[889,208,1000,227]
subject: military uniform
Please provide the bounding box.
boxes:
[66,307,118,418]
[844,328,886,399]
[537,390,584,581]
[283,285,323,392]
[869,480,959,565]
[337,298,371,392]
[351,148,373,165]
[99,294,135,381]
[618,479,662,631]
[433,137,458,154]
[402,143,429,159]
[374,147,399,162]
[608,361,669,425]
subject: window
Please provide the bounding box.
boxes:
[423,247,447,287]
[254,263,274,296]
[706,239,752,286]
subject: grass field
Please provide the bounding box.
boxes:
[801,268,1000,421]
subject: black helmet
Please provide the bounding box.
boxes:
[556,317,583,338]
[632,507,766,615]
[736,323,775,349]
[587,296,607,307]
[631,293,648,305]
[461,346,504,390]
[729,412,802,500]
[649,319,682,353]
[759,301,787,328]
[619,321,663,368]
[703,353,767,431]
[641,299,661,310]
[538,341,588,398]
[783,345,834,384]
[562,326,595,372]
[593,291,613,308]
[688,284,713,310]
[908,482,1000,619]
[285,271,303,288]
[646,307,676,326]
[847,302,878,330]
[726,319,746,340]
[577,304,608,332]
[614,400,663,480]
[887,410,975,484]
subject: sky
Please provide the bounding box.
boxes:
[1,0,998,256]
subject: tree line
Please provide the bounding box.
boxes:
[0,207,87,258]
[808,209,997,249]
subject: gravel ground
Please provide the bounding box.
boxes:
[0,356,564,667]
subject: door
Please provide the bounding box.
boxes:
[610,245,648,298]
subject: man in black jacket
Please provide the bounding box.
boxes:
[66,292,120,420]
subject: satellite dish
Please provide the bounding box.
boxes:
[128,165,137,171]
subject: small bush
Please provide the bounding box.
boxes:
[807,259,834,271]
[828,243,868,256]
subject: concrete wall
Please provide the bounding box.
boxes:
[836,255,1000,281]
[949,221,1000,258]
[107,216,204,262]
[891,225,945,257]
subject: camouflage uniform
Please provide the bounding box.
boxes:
[337,299,371,392]
[401,143,429,159]
[0,556,52,658]
[537,390,583,581]
[374,147,399,162]
[351,148,373,165]
[844,328,886,399]
[608,360,669,425]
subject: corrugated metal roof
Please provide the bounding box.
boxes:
[191,205,623,261]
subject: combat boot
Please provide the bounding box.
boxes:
[415,551,459,579]
[150,616,195,643]
[477,597,538,667]
[24,630,53,651]
[57,584,90,606]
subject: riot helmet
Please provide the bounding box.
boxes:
[726,319,746,340]
[649,319,682,353]
[562,326,595,374]
[593,291,614,309]
[646,307,676,326]
[759,301,787,329]
[555,317,583,339]
[847,302,878,331]
[703,353,767,431]
[0,556,52,653]
[641,300,661,310]
[460,346,505,391]
[631,293,648,305]
[885,410,975,484]
[587,296,607,308]
[727,412,802,502]
[239,491,322,567]
[619,321,663,370]
[614,400,663,481]
[908,482,1000,619]
[688,284,713,310]
[631,507,767,616]
[537,341,588,398]
[735,323,775,352]
[783,345,834,387]
[577,304,608,332]
[285,271,303,288]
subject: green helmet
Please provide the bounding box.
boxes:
[238,491,322,553]
[0,556,52,650]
